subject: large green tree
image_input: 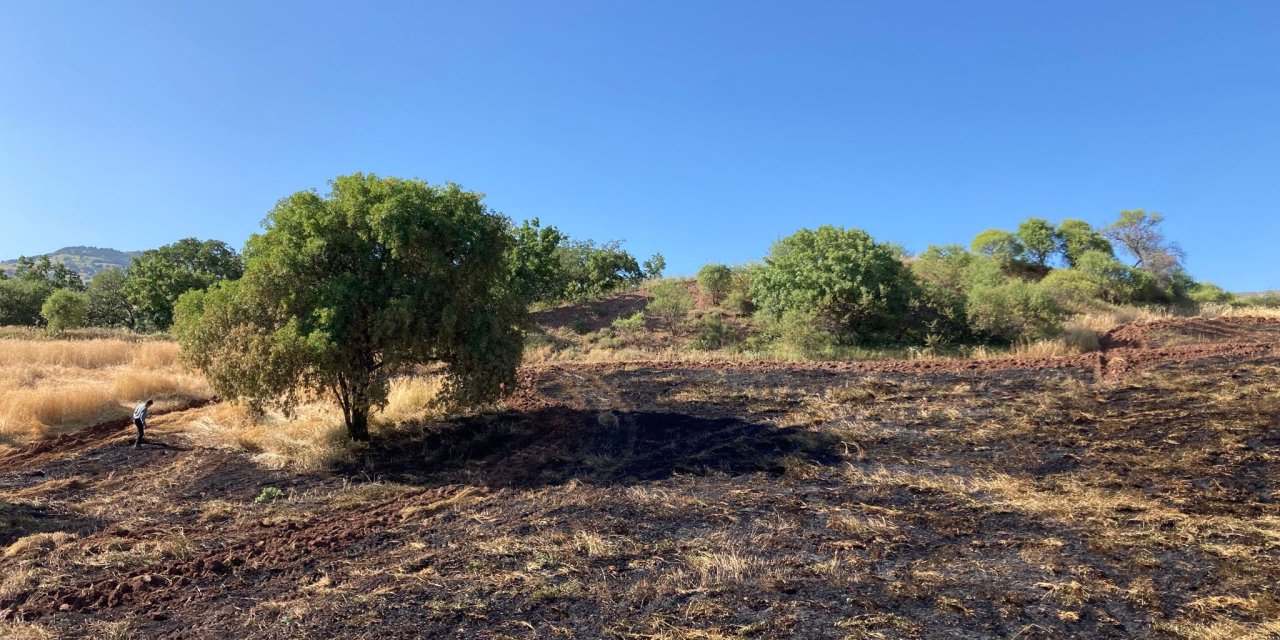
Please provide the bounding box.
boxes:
[509,218,567,304]
[970,229,1025,263]
[1015,218,1058,266]
[558,239,645,300]
[751,226,917,344]
[14,255,85,291]
[85,268,134,328]
[125,238,243,330]
[1055,219,1113,267]
[0,279,54,326]
[175,174,526,441]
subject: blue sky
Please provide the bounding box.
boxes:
[1,1,1277,290]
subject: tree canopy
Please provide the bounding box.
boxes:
[125,238,243,330]
[752,226,917,344]
[41,289,89,334]
[696,263,733,306]
[970,229,1025,263]
[175,174,526,441]
[1015,218,1057,266]
[1055,219,1113,267]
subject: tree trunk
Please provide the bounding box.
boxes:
[348,405,370,442]
[335,373,372,442]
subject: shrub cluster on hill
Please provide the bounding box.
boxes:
[509,218,662,305]
[628,210,1245,357]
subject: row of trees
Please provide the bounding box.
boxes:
[509,218,663,304]
[0,239,244,333]
[0,171,1235,442]
[646,210,1229,354]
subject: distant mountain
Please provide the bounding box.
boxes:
[0,246,144,279]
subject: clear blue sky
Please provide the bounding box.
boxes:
[1,1,1277,290]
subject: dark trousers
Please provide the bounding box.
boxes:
[133,418,145,447]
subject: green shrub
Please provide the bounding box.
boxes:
[1073,251,1161,304]
[1040,269,1104,308]
[1188,282,1235,305]
[689,311,742,350]
[611,311,646,334]
[696,264,733,306]
[756,308,839,358]
[1243,293,1280,308]
[751,226,917,344]
[40,289,89,334]
[647,280,694,329]
[255,487,284,504]
[965,281,1065,343]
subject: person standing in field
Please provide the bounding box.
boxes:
[133,399,153,449]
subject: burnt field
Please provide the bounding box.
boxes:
[2,318,1279,639]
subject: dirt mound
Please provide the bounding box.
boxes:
[1101,315,1280,349]
[530,293,650,334]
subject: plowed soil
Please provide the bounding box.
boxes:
[2,317,1278,639]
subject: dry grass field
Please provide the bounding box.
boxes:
[0,332,210,448]
[0,314,1278,638]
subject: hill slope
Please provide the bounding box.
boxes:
[0,246,143,279]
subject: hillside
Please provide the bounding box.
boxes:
[0,246,142,279]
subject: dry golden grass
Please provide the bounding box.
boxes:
[0,337,210,444]
[185,374,447,470]
[2,532,79,561]
[186,402,357,471]
[1198,303,1280,319]
[0,338,178,369]
[0,620,57,640]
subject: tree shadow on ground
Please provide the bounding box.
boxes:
[353,407,844,488]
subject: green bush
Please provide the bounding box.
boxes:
[689,311,742,350]
[965,281,1065,343]
[611,311,646,334]
[1040,268,1104,309]
[1243,292,1280,308]
[0,279,54,326]
[755,308,839,358]
[1188,282,1235,305]
[751,226,917,344]
[255,487,285,504]
[647,280,694,329]
[41,289,89,334]
[696,263,733,306]
[1072,251,1161,304]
